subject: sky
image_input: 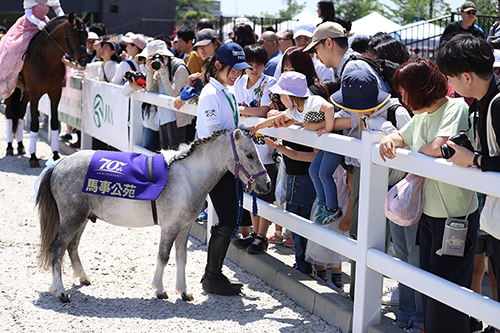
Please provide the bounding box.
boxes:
[219,0,465,19]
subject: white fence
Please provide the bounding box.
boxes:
[38,77,500,332]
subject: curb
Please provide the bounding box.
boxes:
[190,221,400,333]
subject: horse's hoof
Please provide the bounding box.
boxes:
[53,151,60,161]
[181,291,194,301]
[80,278,91,286]
[29,155,40,168]
[156,291,168,299]
[56,293,70,303]
[6,147,14,156]
[17,143,25,155]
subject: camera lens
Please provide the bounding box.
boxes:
[440,144,455,159]
[151,54,164,70]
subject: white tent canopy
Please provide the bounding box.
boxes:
[349,12,402,43]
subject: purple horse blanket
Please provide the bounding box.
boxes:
[83,151,168,201]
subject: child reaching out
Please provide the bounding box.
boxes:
[249,71,343,225]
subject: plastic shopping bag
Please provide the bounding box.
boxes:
[385,173,425,226]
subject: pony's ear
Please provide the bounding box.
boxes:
[68,12,75,26]
[233,129,242,141]
[82,13,91,24]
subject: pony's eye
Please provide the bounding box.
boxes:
[245,153,255,160]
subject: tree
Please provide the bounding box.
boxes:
[176,0,216,21]
[336,0,387,22]
[278,0,306,19]
[387,0,451,25]
[473,0,498,16]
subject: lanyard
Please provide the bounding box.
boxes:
[222,89,238,126]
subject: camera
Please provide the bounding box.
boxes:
[124,71,146,86]
[440,132,474,159]
[151,54,164,70]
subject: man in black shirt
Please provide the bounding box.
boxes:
[437,34,500,333]
[439,1,485,47]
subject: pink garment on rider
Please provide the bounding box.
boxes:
[0,5,49,100]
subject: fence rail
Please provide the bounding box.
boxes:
[38,78,500,332]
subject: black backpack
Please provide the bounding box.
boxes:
[339,54,401,101]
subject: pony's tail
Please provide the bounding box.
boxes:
[36,167,60,270]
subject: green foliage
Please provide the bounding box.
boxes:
[278,0,306,19]
[176,0,216,20]
[473,0,498,16]
[181,10,215,22]
[336,0,387,22]
[387,0,451,24]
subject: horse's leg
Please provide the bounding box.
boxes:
[28,92,41,167]
[151,230,177,299]
[49,218,87,303]
[15,91,29,155]
[4,92,17,156]
[48,89,61,161]
[174,225,194,301]
[66,220,91,286]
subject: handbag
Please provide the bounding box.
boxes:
[480,92,500,239]
[385,173,425,226]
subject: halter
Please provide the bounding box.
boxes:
[230,132,268,238]
[230,132,268,191]
[42,21,87,64]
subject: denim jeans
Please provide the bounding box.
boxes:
[285,173,316,275]
[389,221,424,329]
[309,149,342,210]
[143,127,159,152]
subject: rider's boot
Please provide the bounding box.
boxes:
[201,225,243,295]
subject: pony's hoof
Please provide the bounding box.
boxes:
[156,291,168,299]
[6,147,14,156]
[56,293,70,303]
[80,278,91,286]
[29,155,40,168]
[17,143,25,155]
[53,151,60,161]
[181,291,193,301]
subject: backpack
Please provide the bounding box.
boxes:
[386,102,413,129]
[339,54,401,101]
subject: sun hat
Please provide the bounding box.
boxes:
[194,28,219,47]
[460,1,477,12]
[270,72,312,97]
[135,40,174,63]
[216,42,252,71]
[122,33,147,50]
[304,22,355,53]
[330,70,390,112]
[293,23,315,40]
[87,31,99,41]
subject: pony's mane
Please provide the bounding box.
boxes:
[45,15,69,32]
[162,129,230,165]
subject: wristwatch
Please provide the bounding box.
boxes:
[473,153,481,168]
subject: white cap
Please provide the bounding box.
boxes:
[293,23,315,39]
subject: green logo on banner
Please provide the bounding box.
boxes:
[93,94,114,128]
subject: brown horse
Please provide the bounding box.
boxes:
[7,13,89,167]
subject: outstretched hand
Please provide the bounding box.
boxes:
[379,135,397,162]
[264,137,280,149]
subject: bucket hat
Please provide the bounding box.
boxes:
[101,40,121,61]
[330,70,390,112]
[135,40,174,63]
[270,72,312,97]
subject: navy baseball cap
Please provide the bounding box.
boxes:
[216,42,252,71]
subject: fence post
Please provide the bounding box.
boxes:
[352,131,389,333]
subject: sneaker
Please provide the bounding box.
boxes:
[403,327,424,333]
[314,201,326,220]
[247,235,268,254]
[470,317,483,333]
[232,232,255,249]
[392,319,408,329]
[315,206,343,225]
[196,209,207,222]
[325,280,345,294]
[59,133,72,141]
[268,232,283,244]
[382,288,399,306]
[283,237,294,248]
[383,284,399,296]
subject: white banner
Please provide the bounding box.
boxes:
[83,79,129,151]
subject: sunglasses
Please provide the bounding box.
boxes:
[257,40,272,45]
[465,10,477,15]
[278,37,292,41]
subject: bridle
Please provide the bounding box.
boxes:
[42,20,87,64]
[230,132,267,191]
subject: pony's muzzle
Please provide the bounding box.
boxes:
[254,175,271,194]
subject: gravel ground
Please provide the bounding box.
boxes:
[0,108,340,333]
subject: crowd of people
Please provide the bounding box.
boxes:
[2,0,500,332]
